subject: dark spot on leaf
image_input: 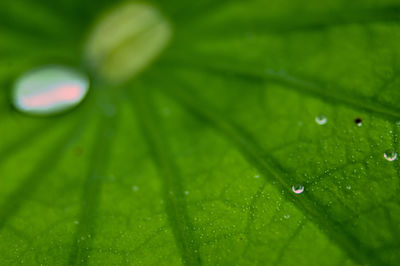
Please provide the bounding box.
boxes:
[354,118,362,124]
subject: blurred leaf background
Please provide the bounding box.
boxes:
[1,0,400,265]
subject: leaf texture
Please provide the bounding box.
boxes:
[1,0,400,265]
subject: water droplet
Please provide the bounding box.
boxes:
[74,220,79,225]
[132,186,139,191]
[85,3,172,84]
[292,185,304,194]
[284,214,290,219]
[254,174,260,179]
[184,191,189,195]
[384,150,397,162]
[346,185,351,190]
[315,115,327,125]
[13,65,89,115]
[354,118,362,127]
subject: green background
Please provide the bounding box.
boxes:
[1,0,400,265]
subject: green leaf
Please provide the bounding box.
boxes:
[1,0,400,265]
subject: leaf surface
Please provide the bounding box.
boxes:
[1,0,400,265]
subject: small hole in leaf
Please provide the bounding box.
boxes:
[354,118,362,126]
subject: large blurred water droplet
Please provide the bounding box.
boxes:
[292,185,304,194]
[315,115,327,125]
[85,2,172,84]
[13,65,89,115]
[384,150,397,162]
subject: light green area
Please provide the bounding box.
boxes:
[84,2,172,84]
[0,0,400,265]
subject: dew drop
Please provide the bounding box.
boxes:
[292,185,304,194]
[132,186,139,191]
[315,115,327,125]
[13,65,89,115]
[384,150,397,162]
[284,214,290,219]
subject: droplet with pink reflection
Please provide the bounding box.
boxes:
[13,65,89,115]
[292,185,304,194]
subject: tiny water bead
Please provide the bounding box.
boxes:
[13,66,89,115]
[384,150,398,162]
[315,115,327,125]
[292,185,304,194]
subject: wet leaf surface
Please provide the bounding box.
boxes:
[1,0,400,265]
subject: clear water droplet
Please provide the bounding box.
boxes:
[254,174,260,179]
[284,214,290,219]
[384,150,397,162]
[315,115,327,125]
[184,191,189,195]
[346,185,351,190]
[132,186,139,191]
[13,65,89,115]
[354,118,362,127]
[292,185,304,194]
